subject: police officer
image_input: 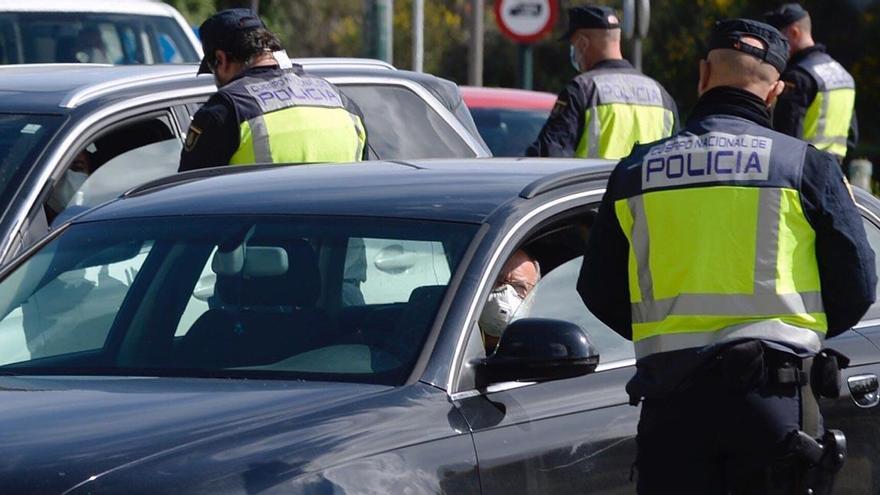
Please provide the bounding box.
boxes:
[765,3,857,162]
[179,9,367,172]
[526,5,678,159]
[579,19,875,494]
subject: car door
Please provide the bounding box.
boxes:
[822,196,880,494]
[453,202,640,495]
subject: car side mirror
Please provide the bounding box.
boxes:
[474,318,599,389]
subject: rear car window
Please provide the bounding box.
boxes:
[0,13,198,64]
[340,84,477,160]
[470,108,550,157]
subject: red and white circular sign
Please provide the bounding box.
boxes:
[494,0,559,44]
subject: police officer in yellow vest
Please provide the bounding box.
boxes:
[765,3,857,162]
[179,9,367,172]
[580,19,875,494]
[526,5,678,160]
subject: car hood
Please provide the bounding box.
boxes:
[0,375,391,494]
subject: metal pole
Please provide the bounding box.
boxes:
[367,0,394,63]
[250,0,259,15]
[468,0,484,86]
[413,0,424,72]
[518,44,533,90]
[382,0,393,64]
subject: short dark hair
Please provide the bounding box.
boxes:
[207,27,283,66]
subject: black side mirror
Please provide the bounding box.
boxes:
[474,318,599,389]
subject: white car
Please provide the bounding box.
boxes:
[0,0,202,65]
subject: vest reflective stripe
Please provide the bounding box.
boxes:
[634,320,824,359]
[574,71,675,159]
[632,292,824,322]
[230,106,365,165]
[798,54,855,158]
[576,104,674,159]
[615,184,827,356]
[248,115,272,163]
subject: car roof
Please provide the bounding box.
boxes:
[0,0,178,16]
[0,61,400,114]
[460,86,557,110]
[80,159,613,224]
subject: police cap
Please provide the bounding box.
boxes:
[559,5,621,41]
[763,3,809,30]
[708,18,789,74]
[197,8,266,74]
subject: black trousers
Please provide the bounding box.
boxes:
[635,375,807,494]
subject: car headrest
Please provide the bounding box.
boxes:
[213,239,321,308]
[212,246,289,278]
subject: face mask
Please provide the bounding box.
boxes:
[570,45,582,73]
[479,284,524,337]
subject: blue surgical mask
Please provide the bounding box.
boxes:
[570,45,582,73]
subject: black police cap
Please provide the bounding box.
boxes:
[559,5,621,41]
[708,18,790,74]
[197,8,266,74]
[764,3,809,30]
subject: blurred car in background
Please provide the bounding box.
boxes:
[461,86,556,157]
[0,60,489,267]
[0,0,201,65]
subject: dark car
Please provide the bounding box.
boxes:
[0,160,877,494]
[0,61,489,266]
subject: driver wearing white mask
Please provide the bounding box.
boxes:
[479,249,541,351]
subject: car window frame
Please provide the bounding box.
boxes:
[39,108,179,222]
[446,186,625,397]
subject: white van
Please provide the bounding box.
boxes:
[0,0,202,65]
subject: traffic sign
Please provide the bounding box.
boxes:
[494,0,559,44]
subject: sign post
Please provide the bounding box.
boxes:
[494,0,558,90]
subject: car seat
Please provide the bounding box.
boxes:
[176,238,331,369]
[379,285,447,373]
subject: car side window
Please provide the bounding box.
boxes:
[860,217,880,320]
[345,238,452,306]
[517,255,635,364]
[339,84,476,160]
[47,114,181,225]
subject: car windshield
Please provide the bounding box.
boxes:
[0,113,62,204]
[0,215,477,385]
[470,107,550,157]
[0,13,199,64]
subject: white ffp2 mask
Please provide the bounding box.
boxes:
[479,284,524,337]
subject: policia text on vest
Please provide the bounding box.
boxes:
[180,66,367,172]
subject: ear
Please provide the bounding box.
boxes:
[766,79,786,106]
[213,49,227,70]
